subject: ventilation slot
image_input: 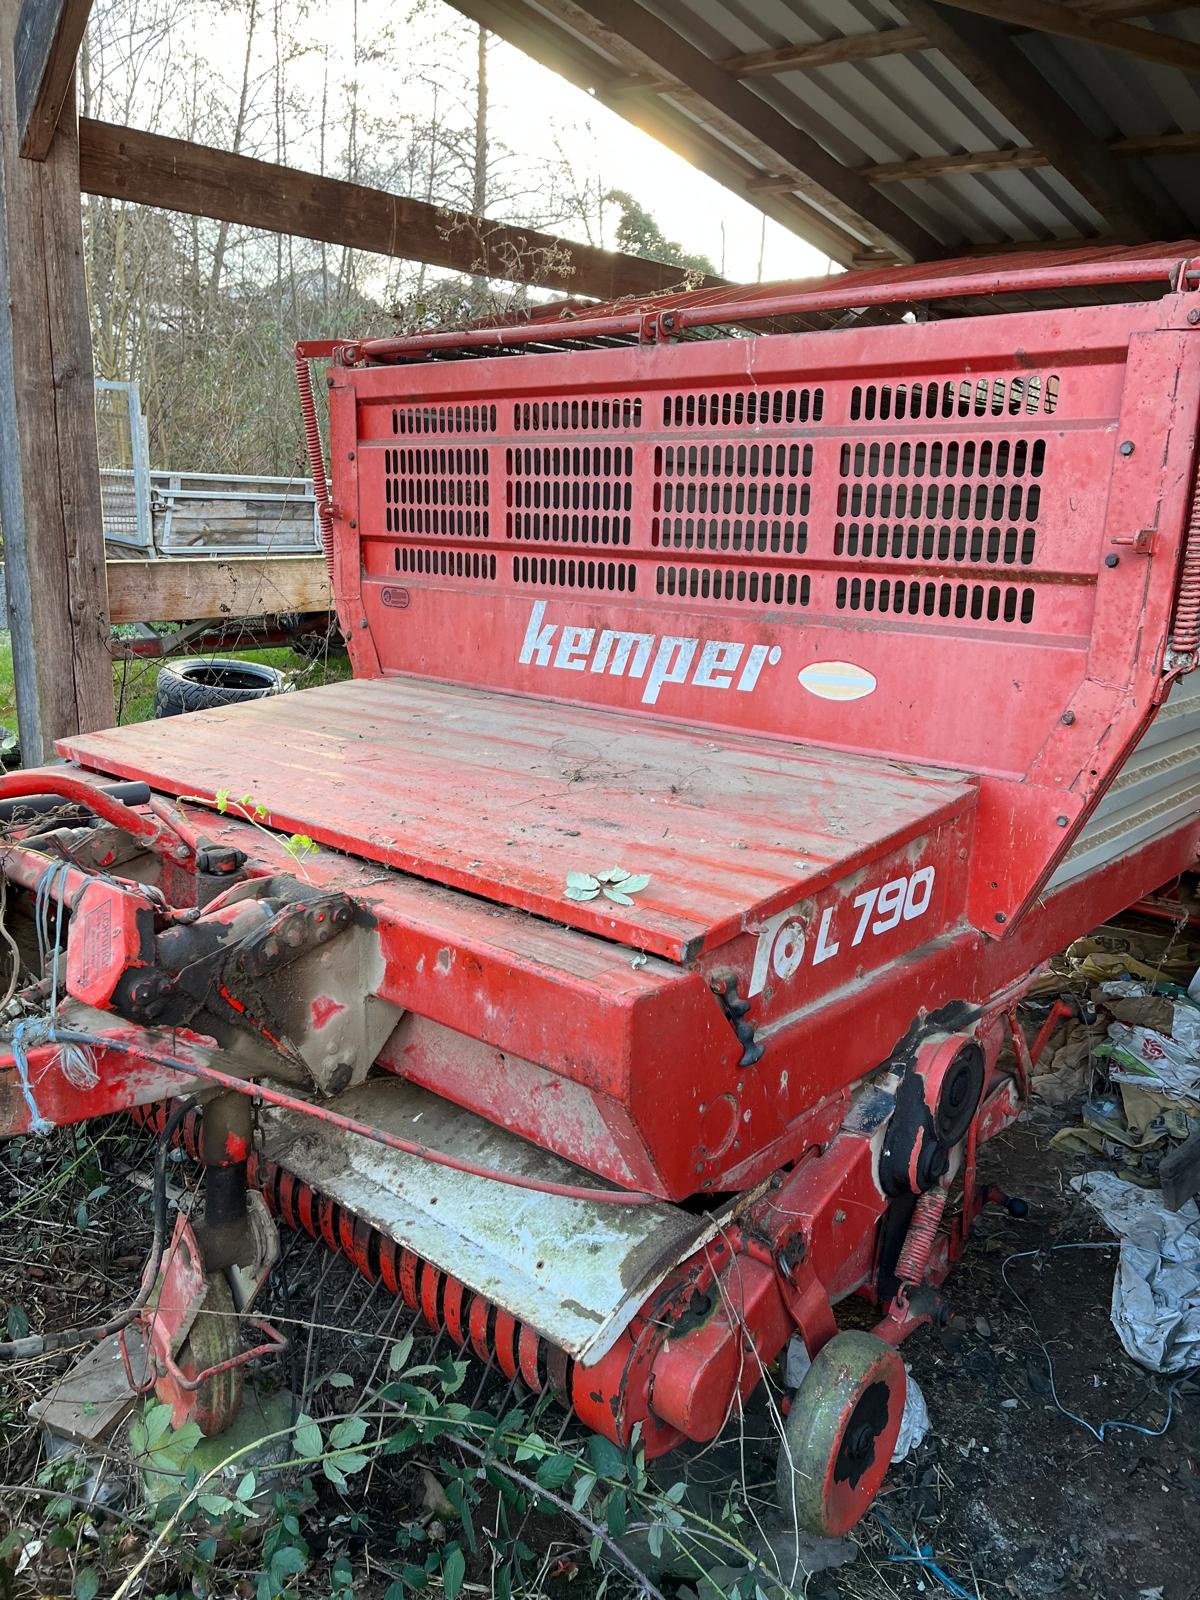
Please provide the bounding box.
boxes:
[507,445,633,545]
[515,398,642,431]
[662,388,823,428]
[849,374,1059,422]
[384,446,489,537]
[835,524,1037,565]
[392,403,496,434]
[838,482,1040,523]
[835,437,1044,567]
[394,547,497,580]
[839,439,1046,482]
[654,442,810,554]
[835,576,1035,625]
[512,556,636,592]
[656,566,809,608]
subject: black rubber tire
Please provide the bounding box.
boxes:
[153,657,290,719]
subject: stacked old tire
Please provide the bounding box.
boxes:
[153,658,290,719]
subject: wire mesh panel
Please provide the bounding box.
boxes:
[95,380,152,551]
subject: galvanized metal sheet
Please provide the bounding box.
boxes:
[656,0,1200,246]
[474,0,1200,255]
[1048,670,1200,891]
[260,1077,724,1362]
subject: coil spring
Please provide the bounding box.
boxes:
[1169,452,1200,657]
[294,351,336,581]
[894,1183,950,1287]
[131,1104,575,1401]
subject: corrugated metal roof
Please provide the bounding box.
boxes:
[447,0,1200,264]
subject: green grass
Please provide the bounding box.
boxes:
[0,636,353,737]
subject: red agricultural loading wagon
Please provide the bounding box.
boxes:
[1,244,1199,1534]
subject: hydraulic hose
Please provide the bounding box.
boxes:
[43,1027,659,1208]
[0,773,192,865]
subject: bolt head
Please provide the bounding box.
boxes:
[1189,308,1200,325]
[1060,710,1076,725]
[1105,553,1120,568]
[1119,440,1135,456]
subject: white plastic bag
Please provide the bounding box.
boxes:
[1072,1171,1200,1372]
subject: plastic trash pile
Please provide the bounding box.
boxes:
[1070,1171,1200,1373]
[1029,917,1200,1372]
[1029,926,1200,1182]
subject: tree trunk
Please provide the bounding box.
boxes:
[473,25,487,218]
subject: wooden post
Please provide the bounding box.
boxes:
[0,2,112,764]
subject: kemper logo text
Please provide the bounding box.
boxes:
[518,601,782,705]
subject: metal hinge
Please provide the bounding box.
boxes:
[1110,528,1157,554]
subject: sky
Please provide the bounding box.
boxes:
[465,24,835,284]
[141,0,836,288]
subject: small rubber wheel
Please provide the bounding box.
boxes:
[776,1330,906,1537]
[153,657,289,719]
[155,1272,244,1436]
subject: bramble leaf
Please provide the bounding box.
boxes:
[602,887,634,906]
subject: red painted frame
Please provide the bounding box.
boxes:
[2,250,1199,1471]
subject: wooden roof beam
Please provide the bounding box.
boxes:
[856,129,1200,182]
[14,0,93,159]
[934,0,1200,70]
[898,1,1181,239]
[863,147,1046,182]
[439,0,884,263]
[723,26,925,78]
[718,1,1197,79]
[76,119,729,300]
[538,0,943,261]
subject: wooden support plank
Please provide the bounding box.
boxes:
[77,121,726,301]
[529,0,942,260]
[105,557,332,625]
[14,0,93,160]
[723,26,928,78]
[859,129,1200,182]
[717,1,1196,79]
[900,1,1178,239]
[1111,127,1200,154]
[861,147,1045,182]
[0,17,112,762]
[934,0,1200,69]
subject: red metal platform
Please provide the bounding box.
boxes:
[60,676,976,963]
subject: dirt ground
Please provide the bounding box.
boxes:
[848,1113,1200,1600]
[1,1012,1197,1598]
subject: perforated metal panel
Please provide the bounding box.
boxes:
[352,345,1096,671]
[334,277,1199,934]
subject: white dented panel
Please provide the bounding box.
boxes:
[1048,670,1200,891]
[261,1078,741,1364]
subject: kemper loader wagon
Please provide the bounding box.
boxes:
[2,244,1199,1534]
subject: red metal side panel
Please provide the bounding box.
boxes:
[325,295,1200,934]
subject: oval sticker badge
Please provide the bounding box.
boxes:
[798,661,877,702]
